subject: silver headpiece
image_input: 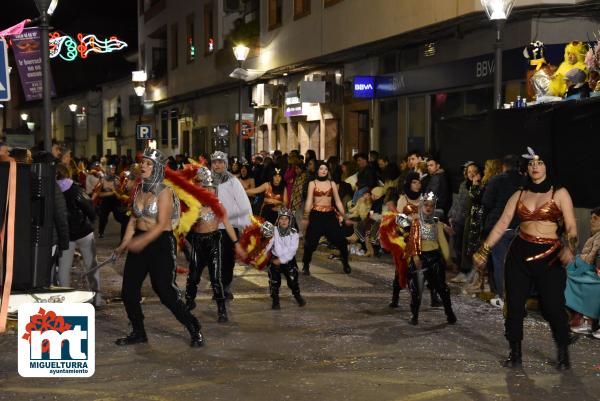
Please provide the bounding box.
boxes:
[211,151,228,165]
[419,192,438,203]
[260,221,275,238]
[276,207,296,236]
[211,151,233,184]
[419,192,437,224]
[197,166,217,188]
[142,148,167,192]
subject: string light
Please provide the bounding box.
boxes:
[49,32,128,61]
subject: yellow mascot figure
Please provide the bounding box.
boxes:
[549,41,588,97]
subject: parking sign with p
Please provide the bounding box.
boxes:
[136,124,152,140]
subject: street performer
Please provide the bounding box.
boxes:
[265,208,306,310]
[211,151,253,299]
[114,148,203,348]
[185,167,245,323]
[474,147,577,370]
[405,192,456,326]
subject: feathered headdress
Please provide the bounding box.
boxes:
[239,216,274,270]
[521,146,541,162]
[379,212,408,288]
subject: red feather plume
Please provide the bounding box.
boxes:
[164,167,225,220]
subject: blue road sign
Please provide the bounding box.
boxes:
[136,124,152,139]
[0,37,11,101]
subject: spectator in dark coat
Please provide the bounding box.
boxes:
[481,154,523,301]
[352,152,377,205]
[425,156,451,219]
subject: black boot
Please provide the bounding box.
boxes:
[294,293,306,307]
[389,283,400,308]
[302,264,310,276]
[557,344,570,371]
[342,262,352,274]
[446,309,457,325]
[186,317,204,347]
[430,289,442,307]
[216,300,228,323]
[502,341,522,368]
[115,329,148,346]
[185,297,196,311]
[271,295,280,310]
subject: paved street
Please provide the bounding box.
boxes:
[1,220,600,401]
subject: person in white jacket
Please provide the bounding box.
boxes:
[265,208,306,310]
[211,151,253,299]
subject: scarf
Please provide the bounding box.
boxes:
[212,170,234,185]
[525,177,552,193]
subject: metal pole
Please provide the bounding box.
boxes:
[493,20,505,110]
[238,63,243,161]
[40,8,52,151]
[71,111,76,156]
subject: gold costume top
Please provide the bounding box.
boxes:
[406,218,450,261]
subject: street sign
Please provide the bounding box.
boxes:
[136,124,152,139]
[0,37,11,101]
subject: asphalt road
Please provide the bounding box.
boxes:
[1,220,600,401]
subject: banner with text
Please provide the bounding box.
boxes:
[11,28,56,101]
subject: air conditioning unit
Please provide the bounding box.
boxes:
[251,84,278,108]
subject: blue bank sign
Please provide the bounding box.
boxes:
[353,76,376,98]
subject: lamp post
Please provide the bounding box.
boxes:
[132,70,147,151]
[34,0,58,151]
[68,103,77,156]
[21,112,28,132]
[233,44,249,161]
[480,0,514,109]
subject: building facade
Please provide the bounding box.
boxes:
[135,0,598,161]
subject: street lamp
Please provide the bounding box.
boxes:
[481,0,514,109]
[132,70,147,151]
[68,103,77,156]
[233,44,249,161]
[34,0,59,152]
[20,113,29,122]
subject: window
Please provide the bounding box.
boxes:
[170,109,179,147]
[170,23,178,69]
[324,0,343,7]
[186,14,195,63]
[152,47,167,78]
[204,2,214,55]
[268,0,282,30]
[294,0,310,20]
[160,110,169,145]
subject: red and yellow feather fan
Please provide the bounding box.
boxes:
[379,212,408,288]
[164,166,225,248]
[239,216,273,271]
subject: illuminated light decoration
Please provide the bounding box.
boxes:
[48,31,128,61]
[208,38,214,53]
[188,37,195,59]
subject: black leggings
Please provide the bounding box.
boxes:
[504,235,569,346]
[98,196,121,235]
[408,250,453,319]
[186,231,225,302]
[219,228,238,291]
[302,210,349,269]
[269,258,301,297]
[122,230,198,331]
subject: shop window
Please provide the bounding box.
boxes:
[324,0,343,7]
[268,0,282,30]
[160,110,168,145]
[170,109,179,147]
[186,14,195,63]
[294,0,310,20]
[170,23,178,69]
[204,2,215,55]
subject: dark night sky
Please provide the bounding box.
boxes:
[2,0,138,97]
